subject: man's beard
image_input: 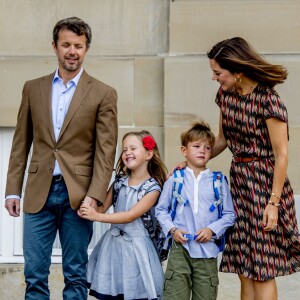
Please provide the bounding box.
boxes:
[60,57,81,72]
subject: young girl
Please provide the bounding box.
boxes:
[78,130,168,300]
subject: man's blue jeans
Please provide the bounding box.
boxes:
[23,178,93,300]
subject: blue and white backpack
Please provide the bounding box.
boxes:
[159,168,227,260]
[113,169,227,262]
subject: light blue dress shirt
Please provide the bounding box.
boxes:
[155,167,236,258]
[51,68,83,175]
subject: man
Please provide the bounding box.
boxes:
[4,17,118,300]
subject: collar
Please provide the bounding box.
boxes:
[121,176,146,190]
[186,166,210,179]
[52,67,83,86]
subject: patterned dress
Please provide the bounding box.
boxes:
[217,84,300,281]
[86,176,163,300]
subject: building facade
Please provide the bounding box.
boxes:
[0,0,299,263]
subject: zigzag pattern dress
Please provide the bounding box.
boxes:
[217,84,300,281]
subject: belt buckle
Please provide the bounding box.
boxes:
[233,156,242,163]
[54,174,63,182]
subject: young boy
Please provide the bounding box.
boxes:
[155,121,235,300]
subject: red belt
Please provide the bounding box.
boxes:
[233,156,267,163]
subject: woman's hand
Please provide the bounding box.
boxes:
[167,161,187,178]
[262,204,279,231]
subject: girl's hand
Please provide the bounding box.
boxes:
[194,228,213,243]
[167,161,187,178]
[262,204,279,231]
[78,203,99,221]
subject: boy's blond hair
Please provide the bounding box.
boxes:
[181,121,215,147]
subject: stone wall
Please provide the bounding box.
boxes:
[0,0,299,191]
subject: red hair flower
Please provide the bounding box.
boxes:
[142,135,156,151]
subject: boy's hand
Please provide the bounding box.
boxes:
[194,228,213,243]
[172,228,189,244]
[78,203,98,221]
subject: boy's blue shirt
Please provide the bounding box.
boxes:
[155,167,236,258]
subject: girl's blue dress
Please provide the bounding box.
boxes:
[87,176,163,300]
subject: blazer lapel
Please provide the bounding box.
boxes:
[40,73,56,143]
[57,70,92,141]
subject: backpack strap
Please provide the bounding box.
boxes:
[209,171,223,213]
[138,178,166,258]
[112,175,127,206]
[169,168,187,220]
[138,178,158,239]
[159,168,187,260]
[210,171,227,252]
[137,178,157,201]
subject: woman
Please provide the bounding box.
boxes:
[207,37,300,299]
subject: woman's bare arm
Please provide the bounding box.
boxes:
[211,110,227,158]
[262,118,288,231]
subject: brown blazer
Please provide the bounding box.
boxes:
[5,70,118,213]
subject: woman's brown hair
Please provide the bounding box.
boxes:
[207,37,288,86]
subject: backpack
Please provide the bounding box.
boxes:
[159,168,227,260]
[210,171,226,252]
[112,170,227,262]
[112,175,164,259]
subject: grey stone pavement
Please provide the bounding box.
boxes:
[1,262,300,300]
[218,269,300,300]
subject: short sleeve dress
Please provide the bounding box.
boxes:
[86,176,163,299]
[216,84,300,281]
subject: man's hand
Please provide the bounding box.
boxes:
[82,195,98,210]
[5,198,21,217]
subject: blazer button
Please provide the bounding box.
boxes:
[54,149,58,152]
